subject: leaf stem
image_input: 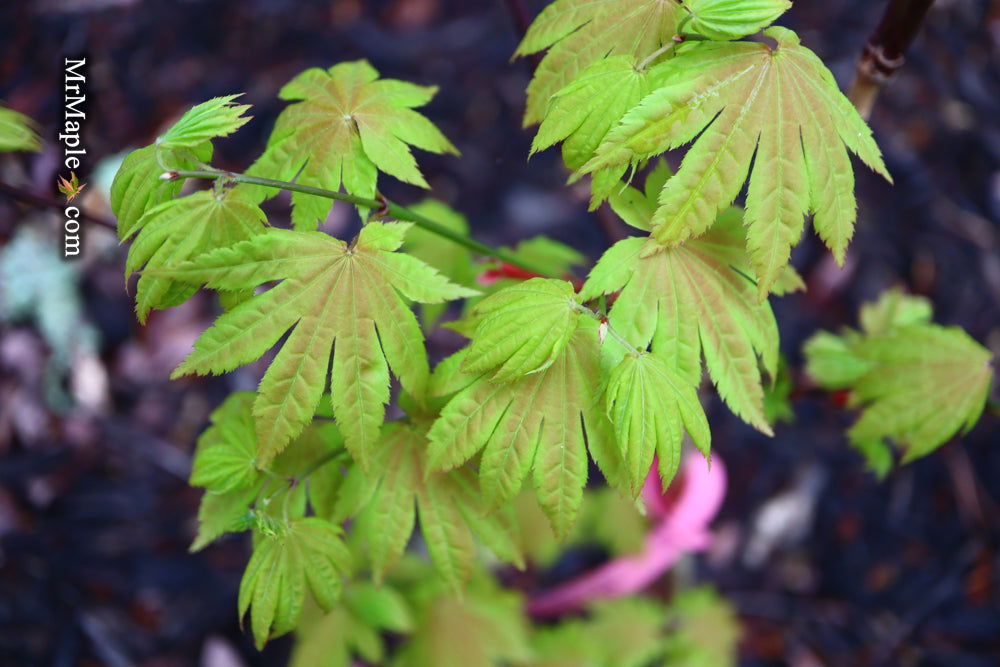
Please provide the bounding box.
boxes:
[570,302,643,356]
[170,169,555,277]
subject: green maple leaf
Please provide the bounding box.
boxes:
[291,582,413,667]
[606,352,711,494]
[662,587,741,667]
[238,517,352,649]
[160,222,477,468]
[531,55,666,194]
[188,392,346,551]
[125,187,267,322]
[684,0,791,41]
[427,317,617,538]
[394,569,531,667]
[0,105,41,152]
[805,289,993,474]
[580,207,778,434]
[529,598,669,667]
[348,422,523,588]
[462,278,581,383]
[581,27,891,295]
[514,0,683,125]
[111,95,251,239]
[245,61,457,229]
[190,391,262,494]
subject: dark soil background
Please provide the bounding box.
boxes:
[0,1,998,665]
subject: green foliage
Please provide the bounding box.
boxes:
[246,61,457,229]
[238,517,352,648]
[104,1,994,656]
[428,319,616,538]
[346,422,524,588]
[159,222,476,467]
[684,0,791,41]
[805,289,993,475]
[581,28,890,295]
[462,278,581,382]
[0,105,41,152]
[290,583,413,667]
[394,567,532,667]
[606,352,711,494]
[661,587,741,666]
[125,187,267,322]
[514,0,683,125]
[581,203,779,434]
[111,95,251,238]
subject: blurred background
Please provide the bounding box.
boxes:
[0,0,998,664]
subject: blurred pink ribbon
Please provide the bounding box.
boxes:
[528,452,727,617]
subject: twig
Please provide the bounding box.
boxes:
[849,0,936,119]
[171,169,556,277]
[0,181,117,231]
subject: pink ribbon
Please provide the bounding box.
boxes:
[527,452,727,617]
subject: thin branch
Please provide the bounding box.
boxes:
[170,169,556,277]
[849,0,936,119]
[0,181,117,231]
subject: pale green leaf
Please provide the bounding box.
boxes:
[581,210,778,434]
[157,94,251,150]
[353,422,524,587]
[606,353,710,494]
[804,289,993,470]
[463,278,580,382]
[160,222,474,467]
[428,320,615,538]
[245,61,457,229]
[238,517,351,648]
[126,188,267,322]
[582,27,891,295]
[684,0,791,41]
[515,0,683,125]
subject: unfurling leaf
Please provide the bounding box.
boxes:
[581,208,778,434]
[514,0,683,125]
[245,61,457,229]
[582,28,890,295]
[125,187,267,322]
[805,289,993,474]
[161,222,477,467]
[684,0,792,41]
[428,320,616,538]
[238,517,351,649]
[462,278,581,382]
[606,353,710,493]
[111,95,251,238]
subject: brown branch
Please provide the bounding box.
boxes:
[0,181,117,231]
[849,0,936,119]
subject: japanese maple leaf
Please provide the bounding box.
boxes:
[582,27,891,295]
[56,171,86,202]
[111,95,251,239]
[427,318,619,539]
[246,61,457,229]
[580,207,778,435]
[805,289,993,475]
[158,222,477,467]
[124,187,267,322]
[345,422,524,589]
[514,0,683,125]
